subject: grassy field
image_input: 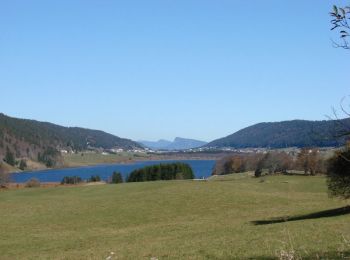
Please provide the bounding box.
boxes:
[0,174,350,259]
[62,152,150,167]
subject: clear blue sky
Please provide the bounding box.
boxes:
[0,0,348,142]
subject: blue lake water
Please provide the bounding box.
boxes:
[11,160,216,183]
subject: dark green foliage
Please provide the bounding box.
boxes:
[0,113,142,169]
[0,113,142,152]
[127,163,194,182]
[38,147,59,167]
[254,168,262,178]
[88,175,101,182]
[4,147,15,166]
[207,119,349,148]
[19,159,27,170]
[61,176,82,185]
[327,148,350,199]
[111,171,123,184]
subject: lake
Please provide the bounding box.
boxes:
[11,160,216,183]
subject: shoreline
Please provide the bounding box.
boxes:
[11,157,218,175]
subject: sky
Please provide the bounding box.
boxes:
[0,0,349,142]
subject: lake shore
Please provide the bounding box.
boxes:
[11,159,216,183]
[9,152,225,174]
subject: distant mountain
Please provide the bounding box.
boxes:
[138,139,172,150]
[206,119,350,149]
[139,137,208,150]
[0,113,142,167]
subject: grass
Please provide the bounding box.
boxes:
[0,174,350,259]
[62,152,150,167]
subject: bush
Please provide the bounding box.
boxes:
[25,178,40,188]
[88,175,101,182]
[61,176,82,185]
[254,168,262,178]
[111,171,123,184]
[327,148,350,199]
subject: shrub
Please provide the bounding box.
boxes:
[111,171,123,184]
[25,178,40,188]
[88,175,101,182]
[61,176,82,185]
[327,148,350,199]
[254,168,262,178]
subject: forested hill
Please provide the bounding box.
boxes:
[0,113,142,167]
[206,119,350,148]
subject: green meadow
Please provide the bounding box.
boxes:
[62,152,149,167]
[1,174,349,259]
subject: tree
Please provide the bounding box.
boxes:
[327,147,350,199]
[296,148,322,175]
[4,147,15,166]
[0,163,10,188]
[19,159,27,170]
[330,5,350,49]
[254,152,292,175]
[37,147,60,167]
[89,175,101,182]
[222,156,246,174]
[127,163,194,182]
[111,171,123,184]
[61,176,82,185]
[254,168,262,178]
[327,4,350,199]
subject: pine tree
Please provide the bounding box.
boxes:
[111,171,123,184]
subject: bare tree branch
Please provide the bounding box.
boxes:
[330,5,350,49]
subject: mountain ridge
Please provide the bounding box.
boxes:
[206,119,350,148]
[139,137,208,150]
[0,113,142,167]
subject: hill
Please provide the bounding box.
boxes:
[207,119,350,148]
[0,113,142,168]
[139,137,207,150]
[138,139,172,150]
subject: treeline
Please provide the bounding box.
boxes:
[60,171,124,184]
[127,163,194,182]
[37,147,60,167]
[3,147,28,170]
[213,148,328,176]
